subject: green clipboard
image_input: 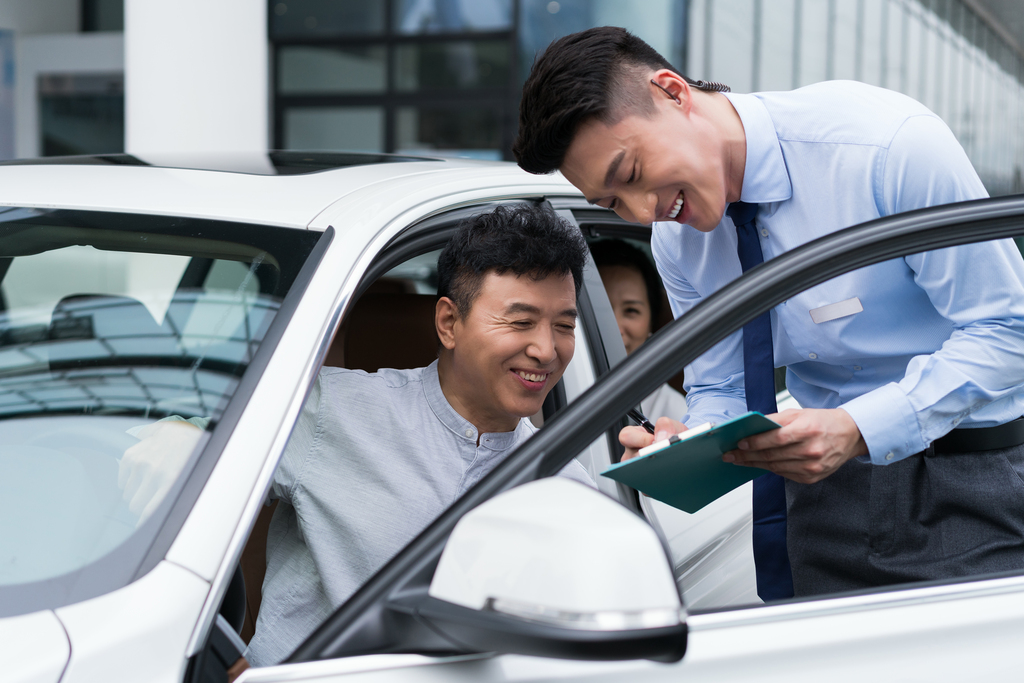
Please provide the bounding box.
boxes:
[601,411,781,513]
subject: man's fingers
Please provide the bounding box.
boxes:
[724,409,867,485]
[739,429,801,451]
[725,445,805,465]
[738,413,812,450]
[129,472,163,517]
[117,442,147,489]
[653,416,686,442]
[619,425,655,462]
[619,425,654,449]
[138,479,173,522]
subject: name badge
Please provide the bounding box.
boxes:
[809,297,863,324]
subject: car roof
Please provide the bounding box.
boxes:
[0,152,582,230]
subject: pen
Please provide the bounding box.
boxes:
[627,408,656,434]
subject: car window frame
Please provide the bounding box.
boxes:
[283,193,1024,665]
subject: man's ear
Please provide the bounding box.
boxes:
[651,69,691,114]
[436,297,459,351]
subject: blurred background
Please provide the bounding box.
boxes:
[0,0,1021,195]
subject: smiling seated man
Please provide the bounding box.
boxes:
[244,204,593,666]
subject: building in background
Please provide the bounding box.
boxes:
[0,0,123,160]
[686,0,1024,196]
[269,0,687,159]
[0,30,14,160]
[0,0,1021,196]
[270,0,1023,195]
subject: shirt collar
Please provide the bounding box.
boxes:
[723,92,792,204]
[421,360,524,451]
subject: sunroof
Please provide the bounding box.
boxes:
[0,151,443,176]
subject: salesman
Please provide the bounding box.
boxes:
[513,26,1024,600]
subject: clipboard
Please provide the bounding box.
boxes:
[601,412,781,513]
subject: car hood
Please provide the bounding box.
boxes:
[0,610,70,683]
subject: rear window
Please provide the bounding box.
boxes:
[0,207,322,614]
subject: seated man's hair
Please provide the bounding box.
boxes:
[514,26,687,175]
[437,204,589,317]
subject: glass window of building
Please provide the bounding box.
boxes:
[393,0,514,34]
[38,74,124,156]
[270,0,687,160]
[270,0,1024,194]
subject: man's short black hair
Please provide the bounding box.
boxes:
[437,204,588,317]
[590,238,662,326]
[514,26,687,175]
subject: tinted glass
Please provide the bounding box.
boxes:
[395,105,501,159]
[38,74,124,156]
[283,107,385,152]
[0,209,320,600]
[270,0,384,37]
[278,45,387,94]
[394,40,510,90]
[393,0,512,34]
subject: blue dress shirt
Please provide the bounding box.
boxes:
[652,81,1024,465]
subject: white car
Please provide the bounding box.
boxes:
[1,152,1022,683]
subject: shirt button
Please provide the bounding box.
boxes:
[808,352,817,359]
[854,365,862,371]
[885,452,894,461]
[761,228,769,237]
[465,429,474,438]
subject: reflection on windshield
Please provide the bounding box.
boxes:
[0,214,315,589]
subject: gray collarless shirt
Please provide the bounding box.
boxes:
[246,361,593,666]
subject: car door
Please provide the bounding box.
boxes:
[236,194,1024,683]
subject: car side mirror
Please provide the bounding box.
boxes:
[387,478,687,662]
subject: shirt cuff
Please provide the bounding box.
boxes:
[840,383,926,465]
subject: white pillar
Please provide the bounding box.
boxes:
[125,0,268,155]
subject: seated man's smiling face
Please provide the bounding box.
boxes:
[437,270,577,434]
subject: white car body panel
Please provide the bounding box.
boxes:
[243,577,1024,682]
[0,610,69,683]
[307,166,578,232]
[55,561,208,683]
[0,162,458,228]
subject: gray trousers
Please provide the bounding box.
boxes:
[786,442,1024,597]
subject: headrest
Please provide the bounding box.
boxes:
[327,292,439,372]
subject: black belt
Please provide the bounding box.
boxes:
[929,416,1024,454]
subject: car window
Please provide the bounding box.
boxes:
[0,209,321,614]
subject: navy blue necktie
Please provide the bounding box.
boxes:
[727,201,794,601]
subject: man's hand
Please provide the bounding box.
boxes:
[619,416,688,462]
[723,408,867,484]
[118,420,204,521]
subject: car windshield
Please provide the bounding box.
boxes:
[0,207,321,597]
